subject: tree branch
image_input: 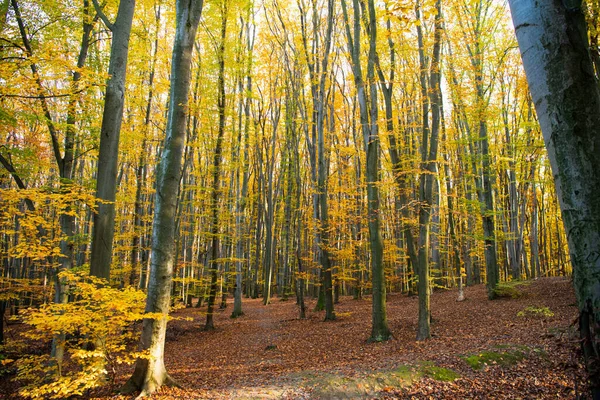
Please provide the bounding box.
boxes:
[10,0,63,173]
[0,151,35,211]
[1,84,98,99]
[91,0,114,31]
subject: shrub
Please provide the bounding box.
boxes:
[493,280,530,298]
[517,306,554,318]
[14,271,149,399]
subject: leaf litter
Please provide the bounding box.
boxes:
[4,277,588,399]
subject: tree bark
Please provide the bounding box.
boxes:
[232,10,254,318]
[415,0,442,341]
[121,0,203,396]
[89,0,136,280]
[341,0,391,342]
[205,0,229,330]
[508,0,600,395]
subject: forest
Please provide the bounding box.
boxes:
[0,0,599,398]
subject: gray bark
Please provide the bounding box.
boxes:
[131,6,160,287]
[89,0,136,280]
[232,11,254,318]
[415,0,442,341]
[206,0,229,329]
[297,0,336,318]
[509,0,600,395]
[121,0,203,396]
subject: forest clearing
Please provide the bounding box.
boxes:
[0,277,585,399]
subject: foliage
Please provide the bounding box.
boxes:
[0,344,18,377]
[14,271,148,399]
[492,280,531,299]
[518,306,554,318]
[0,185,97,261]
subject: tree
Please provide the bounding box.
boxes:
[205,0,229,331]
[89,0,136,280]
[291,0,336,318]
[508,0,600,396]
[121,0,204,396]
[9,0,98,372]
[341,0,391,342]
[231,3,255,318]
[414,0,443,341]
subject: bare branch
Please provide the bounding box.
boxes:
[91,0,114,31]
[0,150,35,211]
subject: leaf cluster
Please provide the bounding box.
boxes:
[14,271,148,399]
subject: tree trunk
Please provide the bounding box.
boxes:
[232,11,254,318]
[121,0,204,396]
[90,0,136,280]
[415,0,442,341]
[205,0,229,329]
[341,0,391,342]
[509,0,600,395]
[130,7,160,287]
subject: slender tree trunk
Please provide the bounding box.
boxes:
[415,0,442,341]
[205,0,229,329]
[232,12,254,317]
[130,8,160,287]
[121,0,204,396]
[341,0,391,342]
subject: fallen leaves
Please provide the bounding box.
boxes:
[1,277,588,399]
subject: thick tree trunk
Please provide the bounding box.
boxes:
[90,0,136,280]
[509,0,600,396]
[121,0,203,396]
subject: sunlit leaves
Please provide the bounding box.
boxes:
[0,185,96,261]
[14,270,148,399]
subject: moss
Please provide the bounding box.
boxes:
[463,349,526,370]
[420,363,460,382]
[493,280,530,299]
[294,362,459,398]
[389,365,421,383]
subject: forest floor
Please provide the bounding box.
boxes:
[2,277,589,399]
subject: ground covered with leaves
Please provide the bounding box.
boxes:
[2,277,588,399]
